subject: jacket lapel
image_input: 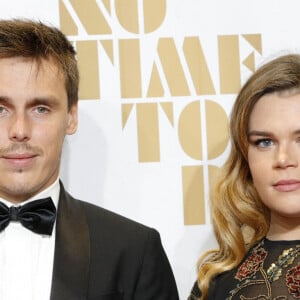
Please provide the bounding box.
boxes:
[50,183,90,300]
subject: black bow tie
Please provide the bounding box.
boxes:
[0,197,56,235]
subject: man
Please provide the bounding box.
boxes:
[0,19,179,299]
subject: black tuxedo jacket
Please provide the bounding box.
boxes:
[49,184,179,300]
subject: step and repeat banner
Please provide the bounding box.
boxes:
[1,0,300,298]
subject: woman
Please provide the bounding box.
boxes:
[189,53,300,299]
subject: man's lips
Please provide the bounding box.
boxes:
[273,180,300,192]
[1,153,38,167]
[2,153,36,159]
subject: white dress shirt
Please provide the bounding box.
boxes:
[0,178,60,300]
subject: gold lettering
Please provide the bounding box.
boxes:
[115,0,166,34]
[100,40,114,64]
[243,52,255,72]
[242,34,262,54]
[119,39,142,98]
[143,0,166,33]
[206,100,229,159]
[160,102,174,126]
[147,64,164,97]
[76,41,100,99]
[218,35,240,94]
[158,38,190,96]
[182,166,205,225]
[178,101,202,160]
[115,0,139,33]
[183,37,215,95]
[137,103,160,162]
[102,0,111,13]
[59,0,77,35]
[208,165,221,195]
[68,0,111,34]
[122,104,134,129]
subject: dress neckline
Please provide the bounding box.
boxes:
[264,237,300,246]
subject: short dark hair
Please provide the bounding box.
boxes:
[0,19,79,109]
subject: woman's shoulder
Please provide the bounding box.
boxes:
[188,281,201,300]
[188,269,235,300]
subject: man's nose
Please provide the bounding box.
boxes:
[8,112,31,142]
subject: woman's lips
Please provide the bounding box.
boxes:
[273,180,300,192]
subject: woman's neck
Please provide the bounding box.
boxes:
[267,213,300,240]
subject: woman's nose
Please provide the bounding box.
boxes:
[274,143,298,169]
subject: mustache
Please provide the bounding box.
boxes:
[0,143,43,156]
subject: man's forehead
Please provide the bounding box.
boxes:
[0,56,62,75]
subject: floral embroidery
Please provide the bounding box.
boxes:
[286,264,300,298]
[225,240,300,299]
[235,248,267,281]
[188,241,300,300]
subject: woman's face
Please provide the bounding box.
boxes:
[248,91,300,220]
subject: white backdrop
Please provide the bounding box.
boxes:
[0,1,300,298]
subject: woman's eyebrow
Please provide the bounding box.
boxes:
[247,130,273,137]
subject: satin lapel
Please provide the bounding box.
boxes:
[50,183,90,300]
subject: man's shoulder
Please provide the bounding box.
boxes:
[65,192,158,240]
[81,198,149,228]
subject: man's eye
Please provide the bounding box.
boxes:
[0,106,7,114]
[35,106,49,114]
[254,139,273,148]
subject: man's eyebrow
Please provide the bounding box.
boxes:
[0,96,60,106]
[0,96,11,103]
[29,97,60,106]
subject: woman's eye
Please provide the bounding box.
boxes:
[254,139,273,148]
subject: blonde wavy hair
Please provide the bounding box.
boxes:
[196,53,300,299]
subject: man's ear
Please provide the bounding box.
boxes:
[66,103,78,135]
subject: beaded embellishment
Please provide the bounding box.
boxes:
[227,239,300,299]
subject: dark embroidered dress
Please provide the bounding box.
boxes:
[188,238,300,299]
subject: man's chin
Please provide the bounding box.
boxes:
[0,182,39,203]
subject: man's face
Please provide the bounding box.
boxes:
[0,57,77,203]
